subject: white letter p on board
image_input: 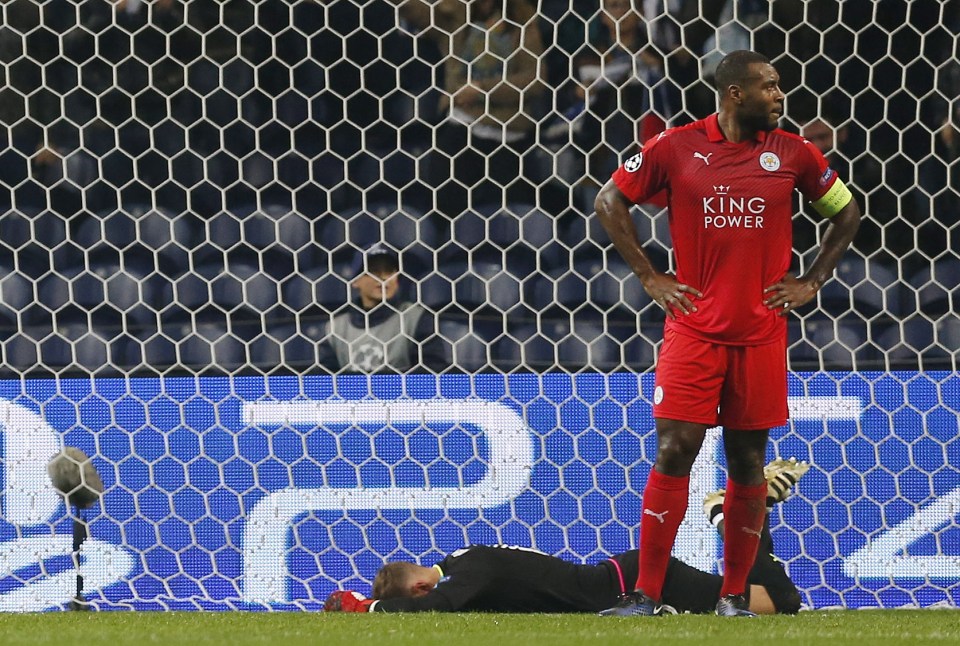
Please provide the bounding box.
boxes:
[241,399,534,603]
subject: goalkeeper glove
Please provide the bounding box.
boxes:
[324,590,374,613]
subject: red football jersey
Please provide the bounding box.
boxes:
[612,114,837,345]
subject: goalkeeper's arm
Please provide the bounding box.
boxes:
[325,588,456,613]
[324,590,373,612]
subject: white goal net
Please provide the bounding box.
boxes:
[0,0,957,612]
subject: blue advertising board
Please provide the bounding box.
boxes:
[0,372,957,611]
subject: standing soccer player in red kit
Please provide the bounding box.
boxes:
[595,51,861,617]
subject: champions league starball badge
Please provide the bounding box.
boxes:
[624,153,643,172]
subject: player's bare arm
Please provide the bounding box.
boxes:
[595,179,703,319]
[763,198,861,315]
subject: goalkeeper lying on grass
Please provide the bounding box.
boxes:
[326,459,808,615]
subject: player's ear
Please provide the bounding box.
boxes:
[728,83,744,104]
[411,579,433,597]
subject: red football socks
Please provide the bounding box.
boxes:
[720,478,768,597]
[634,470,690,600]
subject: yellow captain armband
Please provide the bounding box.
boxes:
[811,178,853,218]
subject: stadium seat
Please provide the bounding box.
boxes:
[907,316,949,367]
[1,331,39,372]
[0,210,37,256]
[449,266,486,312]
[547,315,655,372]
[477,203,563,270]
[0,218,62,278]
[73,328,116,372]
[542,318,617,372]
[936,316,960,359]
[450,209,489,251]
[412,271,454,312]
[517,204,565,271]
[225,203,326,276]
[130,206,199,277]
[35,268,84,324]
[465,260,524,313]
[380,149,416,192]
[508,324,556,372]
[903,259,960,321]
[550,318,593,371]
[177,321,249,373]
[815,255,899,318]
[0,210,59,276]
[581,256,649,315]
[0,268,35,326]
[86,264,156,333]
[75,209,137,251]
[495,204,547,249]
[357,202,437,278]
[449,206,540,274]
[33,323,116,372]
[557,212,600,260]
[509,204,554,247]
[172,265,217,313]
[490,329,522,371]
[795,318,871,370]
[205,262,283,318]
[346,153,381,195]
[282,320,327,372]
[76,207,185,276]
[874,317,936,369]
[138,332,180,371]
[583,202,670,256]
[526,269,586,313]
[281,267,351,314]
[609,317,658,370]
[437,316,490,372]
[171,261,280,322]
[36,328,73,370]
[203,210,247,264]
[247,333,283,371]
[314,214,350,264]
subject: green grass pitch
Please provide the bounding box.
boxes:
[1,611,958,646]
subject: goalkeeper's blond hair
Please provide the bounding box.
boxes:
[372,562,420,600]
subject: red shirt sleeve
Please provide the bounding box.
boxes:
[611,131,672,205]
[795,139,838,202]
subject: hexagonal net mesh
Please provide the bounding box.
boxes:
[0,0,957,613]
[0,0,954,377]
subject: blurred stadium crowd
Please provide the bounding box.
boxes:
[0,0,956,376]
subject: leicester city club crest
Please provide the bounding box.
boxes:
[759,151,781,171]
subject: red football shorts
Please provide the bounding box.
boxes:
[652,329,788,430]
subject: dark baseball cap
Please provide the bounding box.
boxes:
[350,243,400,278]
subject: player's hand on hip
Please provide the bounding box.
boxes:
[642,272,702,320]
[763,274,818,316]
[324,590,374,612]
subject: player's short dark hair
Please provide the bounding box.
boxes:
[714,50,771,92]
[372,561,419,600]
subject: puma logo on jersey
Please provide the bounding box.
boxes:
[741,526,762,538]
[693,152,713,165]
[643,508,669,524]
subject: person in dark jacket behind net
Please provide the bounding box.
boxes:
[325,458,808,615]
